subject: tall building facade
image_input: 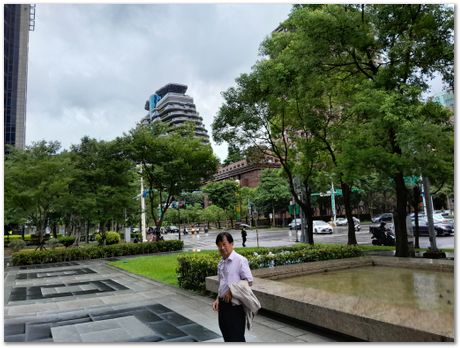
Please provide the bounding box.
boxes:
[142,83,210,143]
[433,90,454,112]
[4,4,35,154]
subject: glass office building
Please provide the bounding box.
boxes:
[4,4,35,154]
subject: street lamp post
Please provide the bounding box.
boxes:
[235,179,242,225]
[139,170,147,242]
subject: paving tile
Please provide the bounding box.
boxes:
[178,323,220,341]
[80,328,128,342]
[4,334,26,342]
[116,316,154,338]
[159,311,194,326]
[51,324,81,342]
[164,335,197,342]
[25,323,52,341]
[146,303,173,315]
[4,322,25,335]
[146,321,188,340]
[129,335,163,342]
[277,325,311,337]
[133,310,162,323]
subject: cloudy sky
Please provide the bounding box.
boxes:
[26,3,293,161]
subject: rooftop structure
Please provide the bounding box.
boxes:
[142,83,210,143]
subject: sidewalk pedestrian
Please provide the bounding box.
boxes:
[241,227,247,247]
[212,232,253,342]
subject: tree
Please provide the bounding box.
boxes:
[223,144,245,166]
[69,136,137,245]
[124,122,219,232]
[201,205,227,229]
[203,180,239,228]
[253,169,291,227]
[4,141,73,248]
[214,4,453,256]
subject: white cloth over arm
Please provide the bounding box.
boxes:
[229,280,261,330]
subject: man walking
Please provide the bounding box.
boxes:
[212,232,253,342]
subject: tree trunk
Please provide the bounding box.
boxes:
[394,172,409,257]
[341,181,357,245]
[302,189,314,245]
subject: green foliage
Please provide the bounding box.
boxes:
[212,4,454,255]
[254,169,291,216]
[176,244,363,292]
[11,240,184,266]
[4,141,73,240]
[58,236,76,248]
[223,144,245,165]
[8,239,26,252]
[201,205,226,227]
[124,123,219,229]
[46,238,63,249]
[68,136,138,236]
[95,231,120,245]
[203,180,239,211]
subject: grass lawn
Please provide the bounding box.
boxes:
[110,251,216,287]
[110,253,184,286]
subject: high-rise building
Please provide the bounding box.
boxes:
[433,90,454,112]
[142,83,210,143]
[4,4,35,154]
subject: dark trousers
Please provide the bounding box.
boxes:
[218,299,246,342]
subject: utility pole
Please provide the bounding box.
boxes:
[140,169,147,242]
[422,176,445,259]
[331,181,337,225]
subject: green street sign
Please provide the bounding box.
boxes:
[404,176,420,187]
[288,203,300,215]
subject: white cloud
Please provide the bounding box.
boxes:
[26,3,292,161]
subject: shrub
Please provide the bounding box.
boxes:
[95,231,121,246]
[46,238,63,249]
[176,244,364,292]
[9,239,26,252]
[11,240,184,266]
[58,236,76,248]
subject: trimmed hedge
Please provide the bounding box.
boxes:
[96,231,121,245]
[177,244,363,293]
[11,240,184,266]
[58,236,76,248]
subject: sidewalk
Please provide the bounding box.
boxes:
[4,257,341,343]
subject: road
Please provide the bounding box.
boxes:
[164,224,455,251]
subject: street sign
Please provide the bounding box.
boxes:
[404,176,420,187]
[288,203,300,215]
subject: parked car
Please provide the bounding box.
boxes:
[371,213,393,223]
[335,217,361,230]
[313,220,333,234]
[165,226,179,234]
[289,218,302,230]
[411,216,454,236]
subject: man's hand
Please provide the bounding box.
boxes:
[223,290,232,303]
[212,298,219,311]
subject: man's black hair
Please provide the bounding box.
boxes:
[216,232,234,244]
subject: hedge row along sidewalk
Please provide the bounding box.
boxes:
[11,240,184,266]
[177,244,363,293]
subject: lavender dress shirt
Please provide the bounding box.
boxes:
[217,250,253,305]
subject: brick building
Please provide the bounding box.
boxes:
[215,155,281,188]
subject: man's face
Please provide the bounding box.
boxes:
[217,236,234,259]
